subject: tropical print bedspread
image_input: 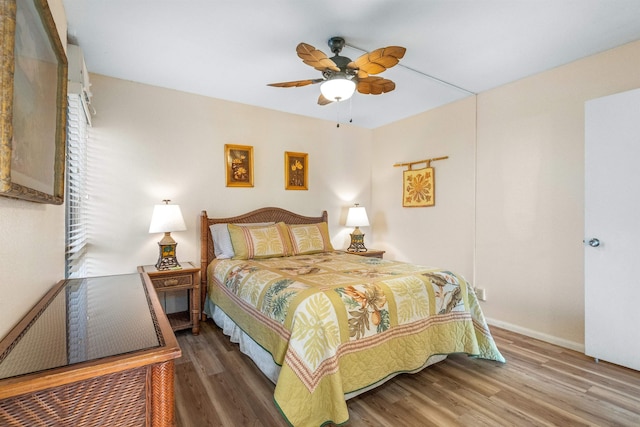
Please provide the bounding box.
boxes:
[207,251,505,427]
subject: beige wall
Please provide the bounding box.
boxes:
[84,75,373,277]
[475,41,640,349]
[0,0,67,339]
[372,40,640,349]
[371,97,477,280]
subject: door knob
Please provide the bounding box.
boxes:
[586,238,600,247]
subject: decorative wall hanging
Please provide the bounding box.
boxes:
[394,156,448,207]
[225,144,254,187]
[284,151,308,190]
[0,0,68,204]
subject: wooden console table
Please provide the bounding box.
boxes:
[0,273,181,426]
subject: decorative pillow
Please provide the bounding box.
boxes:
[287,222,334,255]
[229,222,292,260]
[210,222,274,259]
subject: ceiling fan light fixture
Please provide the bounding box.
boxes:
[320,77,356,102]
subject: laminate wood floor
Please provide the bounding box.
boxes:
[174,320,640,426]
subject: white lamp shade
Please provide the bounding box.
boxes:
[345,206,370,227]
[321,78,356,102]
[149,204,187,233]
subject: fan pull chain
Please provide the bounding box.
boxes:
[349,97,353,123]
[334,97,353,128]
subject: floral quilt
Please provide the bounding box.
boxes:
[206,251,505,427]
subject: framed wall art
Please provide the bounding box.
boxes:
[284,151,308,190]
[225,144,254,187]
[0,0,68,204]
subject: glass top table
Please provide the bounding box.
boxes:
[0,274,162,380]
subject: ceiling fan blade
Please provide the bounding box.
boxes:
[296,43,340,72]
[349,46,406,75]
[267,78,324,88]
[317,94,333,105]
[357,76,396,95]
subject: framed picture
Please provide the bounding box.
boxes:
[285,151,308,190]
[225,144,254,187]
[403,167,435,207]
[0,0,68,204]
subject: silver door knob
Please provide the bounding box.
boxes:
[587,238,600,247]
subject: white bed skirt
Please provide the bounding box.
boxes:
[207,300,281,384]
[204,299,447,400]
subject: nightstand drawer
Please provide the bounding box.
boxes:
[151,274,193,289]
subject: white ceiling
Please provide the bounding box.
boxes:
[62,0,640,129]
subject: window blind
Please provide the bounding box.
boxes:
[65,94,90,278]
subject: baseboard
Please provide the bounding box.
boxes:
[486,317,585,353]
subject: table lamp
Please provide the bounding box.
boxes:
[346,203,370,252]
[149,199,187,270]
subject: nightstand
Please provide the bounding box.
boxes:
[347,249,385,259]
[138,261,200,335]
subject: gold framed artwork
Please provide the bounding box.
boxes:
[403,167,435,207]
[284,151,308,190]
[225,144,254,187]
[0,0,68,204]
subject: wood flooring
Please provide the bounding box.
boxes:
[174,320,640,426]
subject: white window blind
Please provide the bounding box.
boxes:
[65,94,90,278]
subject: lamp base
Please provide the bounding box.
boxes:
[155,242,182,270]
[347,232,368,253]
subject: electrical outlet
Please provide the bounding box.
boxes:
[476,288,487,301]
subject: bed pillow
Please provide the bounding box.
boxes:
[229,222,292,260]
[210,222,274,259]
[287,222,334,255]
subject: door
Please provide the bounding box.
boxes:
[584,88,640,371]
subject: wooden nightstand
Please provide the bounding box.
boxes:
[138,261,200,335]
[347,249,385,259]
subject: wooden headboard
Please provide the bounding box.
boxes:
[199,207,328,312]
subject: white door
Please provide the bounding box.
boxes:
[584,88,640,371]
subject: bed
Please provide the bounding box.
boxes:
[200,207,505,427]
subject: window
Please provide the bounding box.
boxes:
[65,94,90,278]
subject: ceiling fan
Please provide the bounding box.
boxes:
[267,37,406,105]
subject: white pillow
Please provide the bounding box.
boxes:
[210,222,275,259]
